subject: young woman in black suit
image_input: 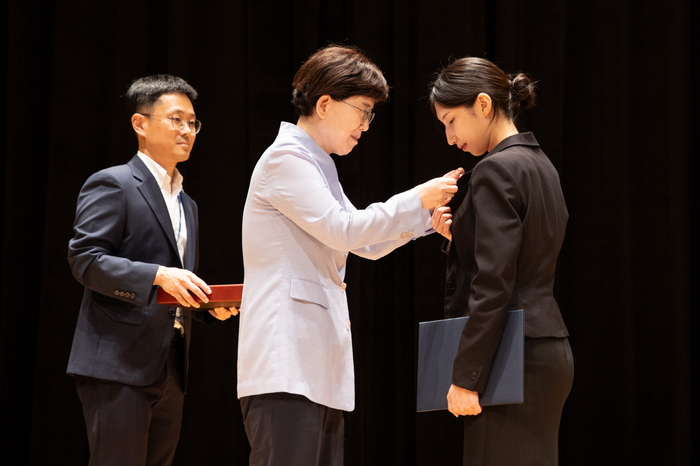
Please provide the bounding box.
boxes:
[429,57,574,466]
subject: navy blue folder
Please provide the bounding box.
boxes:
[416,309,524,412]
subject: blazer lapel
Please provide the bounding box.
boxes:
[449,168,472,215]
[181,193,197,271]
[129,157,181,264]
[291,123,346,207]
[315,153,345,208]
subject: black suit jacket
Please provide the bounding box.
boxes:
[444,132,569,393]
[67,155,203,388]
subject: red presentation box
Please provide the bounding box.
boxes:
[157,284,243,310]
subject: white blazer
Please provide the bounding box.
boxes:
[238,122,431,411]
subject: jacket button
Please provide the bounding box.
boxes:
[168,309,176,318]
[470,372,478,381]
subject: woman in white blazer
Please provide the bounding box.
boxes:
[237,44,462,466]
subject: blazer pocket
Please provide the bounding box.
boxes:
[92,300,146,325]
[290,278,329,309]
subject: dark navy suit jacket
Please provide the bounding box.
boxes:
[67,155,201,388]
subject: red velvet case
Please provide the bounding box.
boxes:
[157,284,243,309]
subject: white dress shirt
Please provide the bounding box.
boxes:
[137,152,187,333]
[136,152,187,263]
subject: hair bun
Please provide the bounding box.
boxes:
[509,73,537,115]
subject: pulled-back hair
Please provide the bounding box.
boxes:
[125,74,198,114]
[292,45,389,117]
[429,57,536,121]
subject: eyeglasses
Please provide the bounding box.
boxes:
[140,114,202,134]
[341,101,375,124]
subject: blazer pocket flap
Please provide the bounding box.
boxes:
[93,300,146,325]
[290,278,329,309]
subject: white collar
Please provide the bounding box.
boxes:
[136,151,183,196]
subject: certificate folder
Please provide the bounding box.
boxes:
[416,309,524,412]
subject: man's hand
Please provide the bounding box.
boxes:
[431,202,453,241]
[208,307,239,320]
[153,266,211,308]
[447,384,482,417]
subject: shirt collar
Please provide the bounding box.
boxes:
[136,151,183,196]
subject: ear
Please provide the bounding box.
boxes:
[131,113,147,137]
[315,95,333,120]
[475,93,493,118]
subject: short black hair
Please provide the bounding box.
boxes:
[291,45,389,117]
[125,74,198,114]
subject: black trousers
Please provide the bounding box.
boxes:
[462,337,574,466]
[75,339,185,466]
[240,392,345,466]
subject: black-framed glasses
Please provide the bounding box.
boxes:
[140,114,202,134]
[341,101,375,124]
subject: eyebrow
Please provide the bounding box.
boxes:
[437,110,451,123]
[168,108,196,118]
[358,100,373,109]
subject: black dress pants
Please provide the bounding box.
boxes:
[75,339,185,466]
[462,337,574,466]
[241,392,345,466]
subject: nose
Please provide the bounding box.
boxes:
[446,128,456,145]
[359,120,370,132]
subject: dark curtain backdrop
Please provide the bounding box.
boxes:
[1,0,697,465]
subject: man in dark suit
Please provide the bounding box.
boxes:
[67,74,235,466]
